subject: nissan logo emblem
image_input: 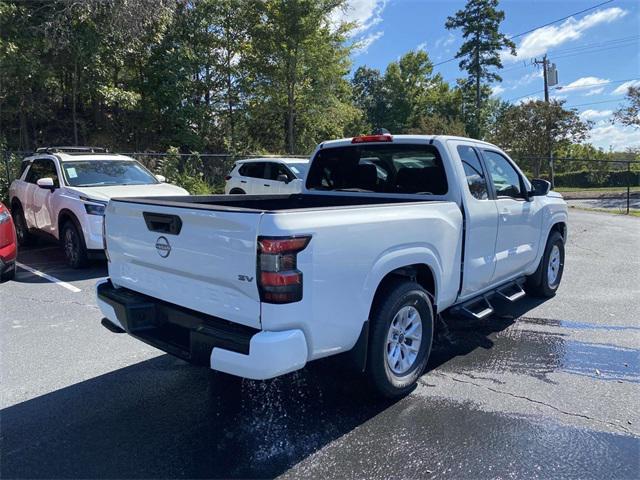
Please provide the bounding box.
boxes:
[155,236,171,258]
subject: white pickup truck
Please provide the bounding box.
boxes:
[97,134,568,397]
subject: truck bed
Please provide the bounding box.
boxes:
[111,193,440,213]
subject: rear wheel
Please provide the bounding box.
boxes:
[12,205,35,246]
[525,231,565,298]
[61,221,88,269]
[229,188,246,194]
[366,280,434,398]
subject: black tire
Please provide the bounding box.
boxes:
[1,263,16,282]
[61,221,89,269]
[366,280,434,398]
[12,205,35,247]
[229,188,246,194]
[525,231,565,298]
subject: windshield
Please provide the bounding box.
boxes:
[61,160,158,187]
[306,144,448,195]
[288,162,309,177]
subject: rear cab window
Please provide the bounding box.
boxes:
[306,144,448,195]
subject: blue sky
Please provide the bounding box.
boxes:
[333,0,640,151]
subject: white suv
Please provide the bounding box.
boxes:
[9,147,189,268]
[224,158,309,194]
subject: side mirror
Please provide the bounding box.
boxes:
[155,174,167,183]
[36,177,55,190]
[277,174,290,184]
[529,178,551,198]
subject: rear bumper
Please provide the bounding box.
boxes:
[96,279,308,380]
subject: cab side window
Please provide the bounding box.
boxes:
[458,145,488,200]
[483,150,523,199]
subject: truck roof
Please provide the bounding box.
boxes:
[318,134,498,149]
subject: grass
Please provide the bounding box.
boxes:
[555,186,640,193]
[569,205,640,217]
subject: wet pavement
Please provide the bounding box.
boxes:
[1,209,639,478]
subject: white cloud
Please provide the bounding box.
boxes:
[516,96,540,105]
[612,80,640,95]
[588,123,640,150]
[503,7,628,62]
[416,42,427,51]
[331,0,388,36]
[435,32,456,49]
[353,31,384,56]
[559,76,610,96]
[491,85,506,96]
[579,109,613,121]
[511,70,543,89]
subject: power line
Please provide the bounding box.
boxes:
[434,0,617,68]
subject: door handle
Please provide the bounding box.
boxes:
[240,180,247,183]
[263,184,270,187]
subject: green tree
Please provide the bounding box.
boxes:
[245,0,357,154]
[489,100,590,177]
[351,66,386,131]
[613,86,640,129]
[445,0,515,138]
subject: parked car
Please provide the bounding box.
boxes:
[224,158,309,194]
[97,134,568,397]
[0,202,17,282]
[9,147,189,268]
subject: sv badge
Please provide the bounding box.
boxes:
[238,275,254,282]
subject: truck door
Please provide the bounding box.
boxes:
[450,142,499,297]
[481,149,543,284]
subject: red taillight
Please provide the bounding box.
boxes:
[225,175,232,181]
[351,134,393,144]
[257,235,311,304]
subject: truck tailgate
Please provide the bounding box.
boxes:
[104,200,262,329]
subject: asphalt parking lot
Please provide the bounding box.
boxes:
[1,209,638,479]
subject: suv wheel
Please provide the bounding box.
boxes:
[62,222,88,269]
[367,280,434,398]
[12,205,35,246]
[525,231,565,298]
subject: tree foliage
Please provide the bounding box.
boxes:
[445,0,515,137]
[613,86,640,129]
[489,100,591,176]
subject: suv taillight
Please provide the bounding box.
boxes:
[257,236,311,304]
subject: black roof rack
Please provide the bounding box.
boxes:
[35,146,109,154]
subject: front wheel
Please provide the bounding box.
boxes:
[525,231,565,298]
[61,222,88,269]
[367,280,434,398]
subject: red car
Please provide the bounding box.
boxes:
[0,202,17,282]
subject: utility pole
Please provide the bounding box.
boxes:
[533,54,557,187]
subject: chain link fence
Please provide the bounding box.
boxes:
[2,149,639,213]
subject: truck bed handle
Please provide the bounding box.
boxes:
[143,212,183,235]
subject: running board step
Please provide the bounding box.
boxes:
[496,282,526,303]
[460,296,494,320]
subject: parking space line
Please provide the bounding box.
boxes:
[16,262,82,293]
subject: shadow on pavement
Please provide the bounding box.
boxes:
[15,241,107,284]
